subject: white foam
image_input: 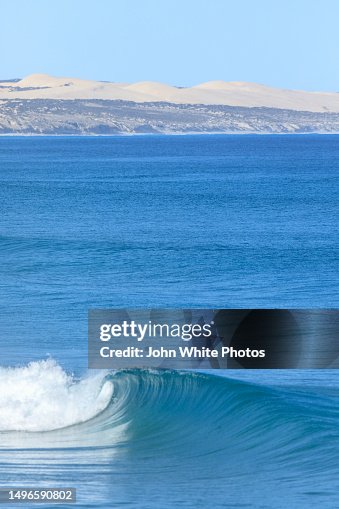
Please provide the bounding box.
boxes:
[0,360,113,432]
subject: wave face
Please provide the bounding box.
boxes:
[2,362,339,508]
[1,360,339,474]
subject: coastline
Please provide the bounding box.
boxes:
[1,131,339,136]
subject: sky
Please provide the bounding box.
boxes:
[1,0,339,91]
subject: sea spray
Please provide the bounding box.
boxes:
[0,359,113,432]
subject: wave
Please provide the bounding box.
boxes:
[1,360,339,473]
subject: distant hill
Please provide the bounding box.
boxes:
[1,75,339,134]
[1,74,339,113]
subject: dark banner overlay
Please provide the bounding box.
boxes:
[88,309,339,369]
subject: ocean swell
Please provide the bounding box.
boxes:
[1,360,339,475]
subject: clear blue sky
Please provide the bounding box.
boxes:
[1,0,339,91]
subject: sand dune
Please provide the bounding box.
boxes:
[1,74,339,113]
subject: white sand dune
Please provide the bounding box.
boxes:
[1,74,339,113]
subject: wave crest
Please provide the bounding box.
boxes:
[0,359,113,432]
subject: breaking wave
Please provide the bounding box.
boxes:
[1,359,339,475]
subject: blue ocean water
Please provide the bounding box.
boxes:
[1,135,339,508]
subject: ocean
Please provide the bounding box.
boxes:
[0,134,339,508]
